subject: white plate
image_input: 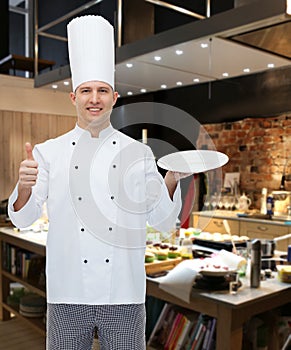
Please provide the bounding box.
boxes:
[157,150,229,173]
[199,267,237,277]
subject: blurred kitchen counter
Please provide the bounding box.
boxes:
[192,210,291,251]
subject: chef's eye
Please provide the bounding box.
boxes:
[80,88,91,94]
[99,88,109,94]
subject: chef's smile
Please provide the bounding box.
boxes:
[87,106,103,115]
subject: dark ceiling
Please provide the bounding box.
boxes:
[4,0,291,123]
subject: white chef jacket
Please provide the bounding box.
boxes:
[9,124,181,305]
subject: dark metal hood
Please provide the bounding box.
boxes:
[231,21,291,59]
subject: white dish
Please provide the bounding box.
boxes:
[199,267,237,277]
[157,150,229,173]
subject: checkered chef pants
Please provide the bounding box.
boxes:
[47,303,146,350]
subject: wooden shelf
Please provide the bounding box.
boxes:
[2,302,46,336]
[0,54,55,76]
[0,228,46,335]
[2,270,46,298]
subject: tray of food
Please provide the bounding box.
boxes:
[193,232,249,252]
[145,243,183,274]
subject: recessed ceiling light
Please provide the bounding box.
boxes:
[52,84,58,89]
[140,88,147,93]
[175,50,183,55]
[243,68,250,73]
[126,63,133,68]
[161,84,167,89]
[222,72,229,77]
[176,81,182,86]
[200,43,208,48]
[63,81,70,86]
[193,78,200,83]
[127,91,133,96]
[267,63,275,68]
[154,56,162,61]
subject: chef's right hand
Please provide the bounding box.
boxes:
[18,142,38,189]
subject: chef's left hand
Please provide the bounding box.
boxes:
[164,171,194,200]
[171,171,194,182]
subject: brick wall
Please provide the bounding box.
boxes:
[202,113,291,209]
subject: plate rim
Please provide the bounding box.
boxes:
[199,267,237,276]
[157,150,229,173]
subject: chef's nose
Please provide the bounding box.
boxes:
[90,89,100,104]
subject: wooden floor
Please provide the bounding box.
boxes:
[0,318,100,350]
[0,318,45,350]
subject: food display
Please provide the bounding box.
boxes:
[144,229,249,274]
[145,252,155,263]
[144,243,183,274]
[197,231,249,242]
[167,246,181,259]
[145,243,182,262]
[156,251,168,261]
[193,231,250,252]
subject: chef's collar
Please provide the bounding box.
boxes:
[73,123,115,139]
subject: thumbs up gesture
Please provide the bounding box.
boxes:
[18,142,39,189]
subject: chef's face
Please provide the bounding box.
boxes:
[70,81,118,130]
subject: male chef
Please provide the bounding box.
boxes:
[8,15,187,350]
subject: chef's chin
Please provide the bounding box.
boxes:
[84,110,111,136]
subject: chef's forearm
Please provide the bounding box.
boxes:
[13,186,32,212]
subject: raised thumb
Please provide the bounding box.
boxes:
[25,142,34,160]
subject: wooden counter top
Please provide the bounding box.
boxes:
[193,210,291,226]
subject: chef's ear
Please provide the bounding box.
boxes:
[112,91,119,106]
[70,91,76,105]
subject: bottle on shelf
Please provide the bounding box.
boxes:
[266,194,274,215]
[180,231,193,259]
[169,218,180,245]
[260,188,267,214]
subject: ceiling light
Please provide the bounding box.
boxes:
[222,72,229,77]
[140,88,147,93]
[176,81,182,86]
[175,50,183,55]
[200,43,208,48]
[267,63,275,68]
[243,68,250,73]
[127,91,133,95]
[161,84,167,89]
[126,63,133,68]
[154,56,162,61]
[52,84,58,89]
[63,81,70,86]
[193,78,200,83]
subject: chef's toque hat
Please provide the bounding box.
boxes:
[67,15,115,92]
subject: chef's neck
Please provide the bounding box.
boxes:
[77,117,111,138]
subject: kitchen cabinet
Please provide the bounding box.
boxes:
[0,228,46,335]
[193,211,291,251]
[240,221,290,252]
[194,214,240,235]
